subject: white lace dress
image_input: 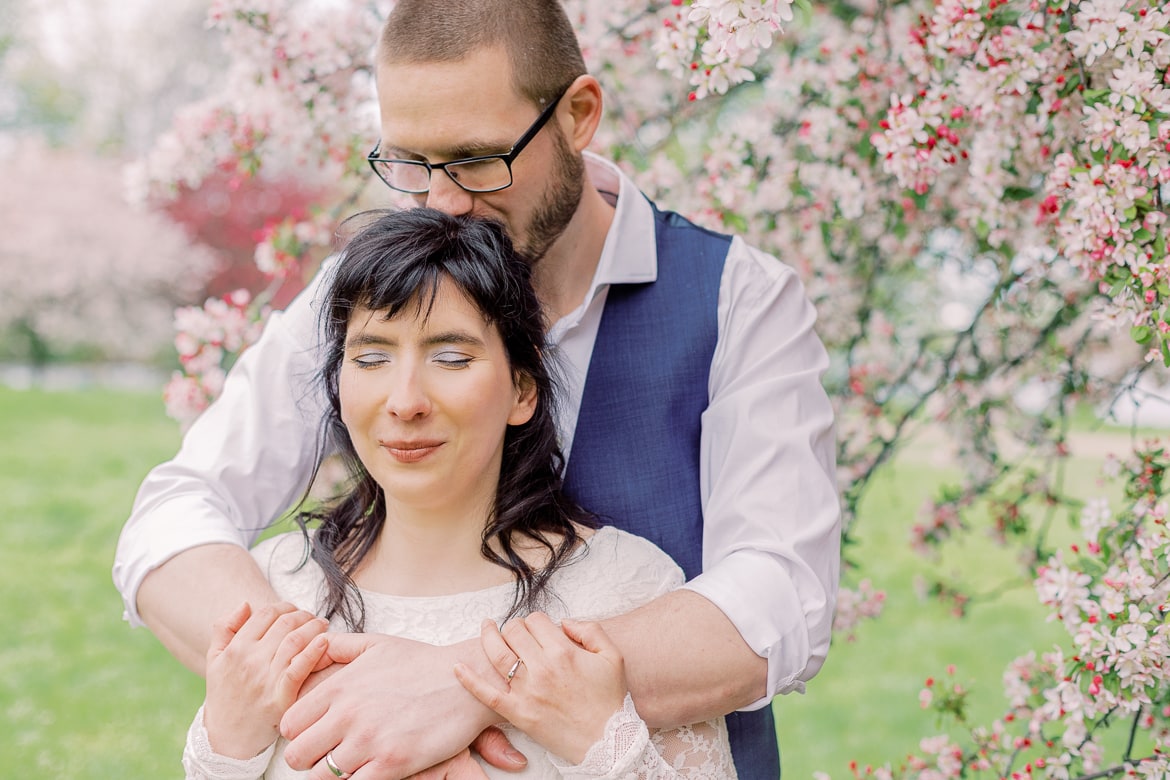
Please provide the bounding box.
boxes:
[182,526,738,779]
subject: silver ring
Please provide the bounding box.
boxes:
[325,750,352,779]
[505,657,523,682]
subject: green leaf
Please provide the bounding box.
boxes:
[1003,186,1034,202]
[975,219,990,241]
[1132,325,1153,344]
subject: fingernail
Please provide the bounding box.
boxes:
[506,749,527,766]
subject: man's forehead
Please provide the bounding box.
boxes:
[375,47,519,103]
[377,70,534,158]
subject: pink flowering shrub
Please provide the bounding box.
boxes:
[838,449,1170,779]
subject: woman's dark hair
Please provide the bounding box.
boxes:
[301,207,594,630]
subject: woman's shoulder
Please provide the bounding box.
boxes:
[581,525,683,576]
[546,526,684,620]
[250,530,309,569]
[250,530,322,609]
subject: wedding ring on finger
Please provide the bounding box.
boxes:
[505,657,524,682]
[325,750,352,779]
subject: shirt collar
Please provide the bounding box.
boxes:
[585,151,658,289]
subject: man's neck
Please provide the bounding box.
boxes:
[532,175,616,322]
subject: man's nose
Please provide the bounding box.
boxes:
[425,170,475,215]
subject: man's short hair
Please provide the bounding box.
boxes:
[379,0,587,106]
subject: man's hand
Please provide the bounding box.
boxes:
[403,748,487,779]
[279,633,529,779]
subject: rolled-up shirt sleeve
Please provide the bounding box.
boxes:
[112,265,335,626]
[681,237,840,707]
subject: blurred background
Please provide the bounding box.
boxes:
[0,0,324,386]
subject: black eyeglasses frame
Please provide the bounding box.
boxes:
[366,86,570,195]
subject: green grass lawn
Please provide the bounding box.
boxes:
[0,387,203,775]
[775,454,1065,779]
[0,385,1132,777]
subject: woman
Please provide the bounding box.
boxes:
[181,208,737,779]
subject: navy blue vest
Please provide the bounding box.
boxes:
[562,203,780,779]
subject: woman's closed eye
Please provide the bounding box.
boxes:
[433,351,473,368]
[350,350,392,368]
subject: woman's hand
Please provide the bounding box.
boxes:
[453,613,628,764]
[203,601,330,759]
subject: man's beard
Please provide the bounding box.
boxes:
[518,128,585,264]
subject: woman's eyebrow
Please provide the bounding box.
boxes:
[422,331,486,348]
[345,332,396,350]
[344,330,485,349]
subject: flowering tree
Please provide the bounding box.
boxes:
[136,0,1170,776]
[0,138,218,366]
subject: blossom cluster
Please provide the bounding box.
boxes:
[164,290,266,430]
[653,0,795,100]
[869,0,1170,359]
[253,210,335,279]
[832,580,887,641]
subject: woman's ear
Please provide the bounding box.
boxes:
[508,372,538,426]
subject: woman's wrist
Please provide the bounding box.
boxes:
[203,703,278,760]
[552,694,648,778]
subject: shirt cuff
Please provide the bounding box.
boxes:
[113,498,252,627]
[681,548,829,708]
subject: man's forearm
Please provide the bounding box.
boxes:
[137,543,279,675]
[601,589,767,729]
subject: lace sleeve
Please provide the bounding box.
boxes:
[181,704,275,780]
[550,694,738,779]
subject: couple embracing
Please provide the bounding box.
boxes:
[113,1,840,778]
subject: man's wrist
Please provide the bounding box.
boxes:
[448,634,506,729]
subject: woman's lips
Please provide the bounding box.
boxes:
[381,441,443,463]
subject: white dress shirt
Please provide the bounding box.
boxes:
[114,153,841,706]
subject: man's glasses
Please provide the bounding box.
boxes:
[367,87,569,195]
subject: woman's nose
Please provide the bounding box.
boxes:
[383,367,431,419]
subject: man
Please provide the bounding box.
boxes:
[114,1,841,778]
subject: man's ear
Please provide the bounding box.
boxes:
[560,74,603,153]
[508,372,538,426]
